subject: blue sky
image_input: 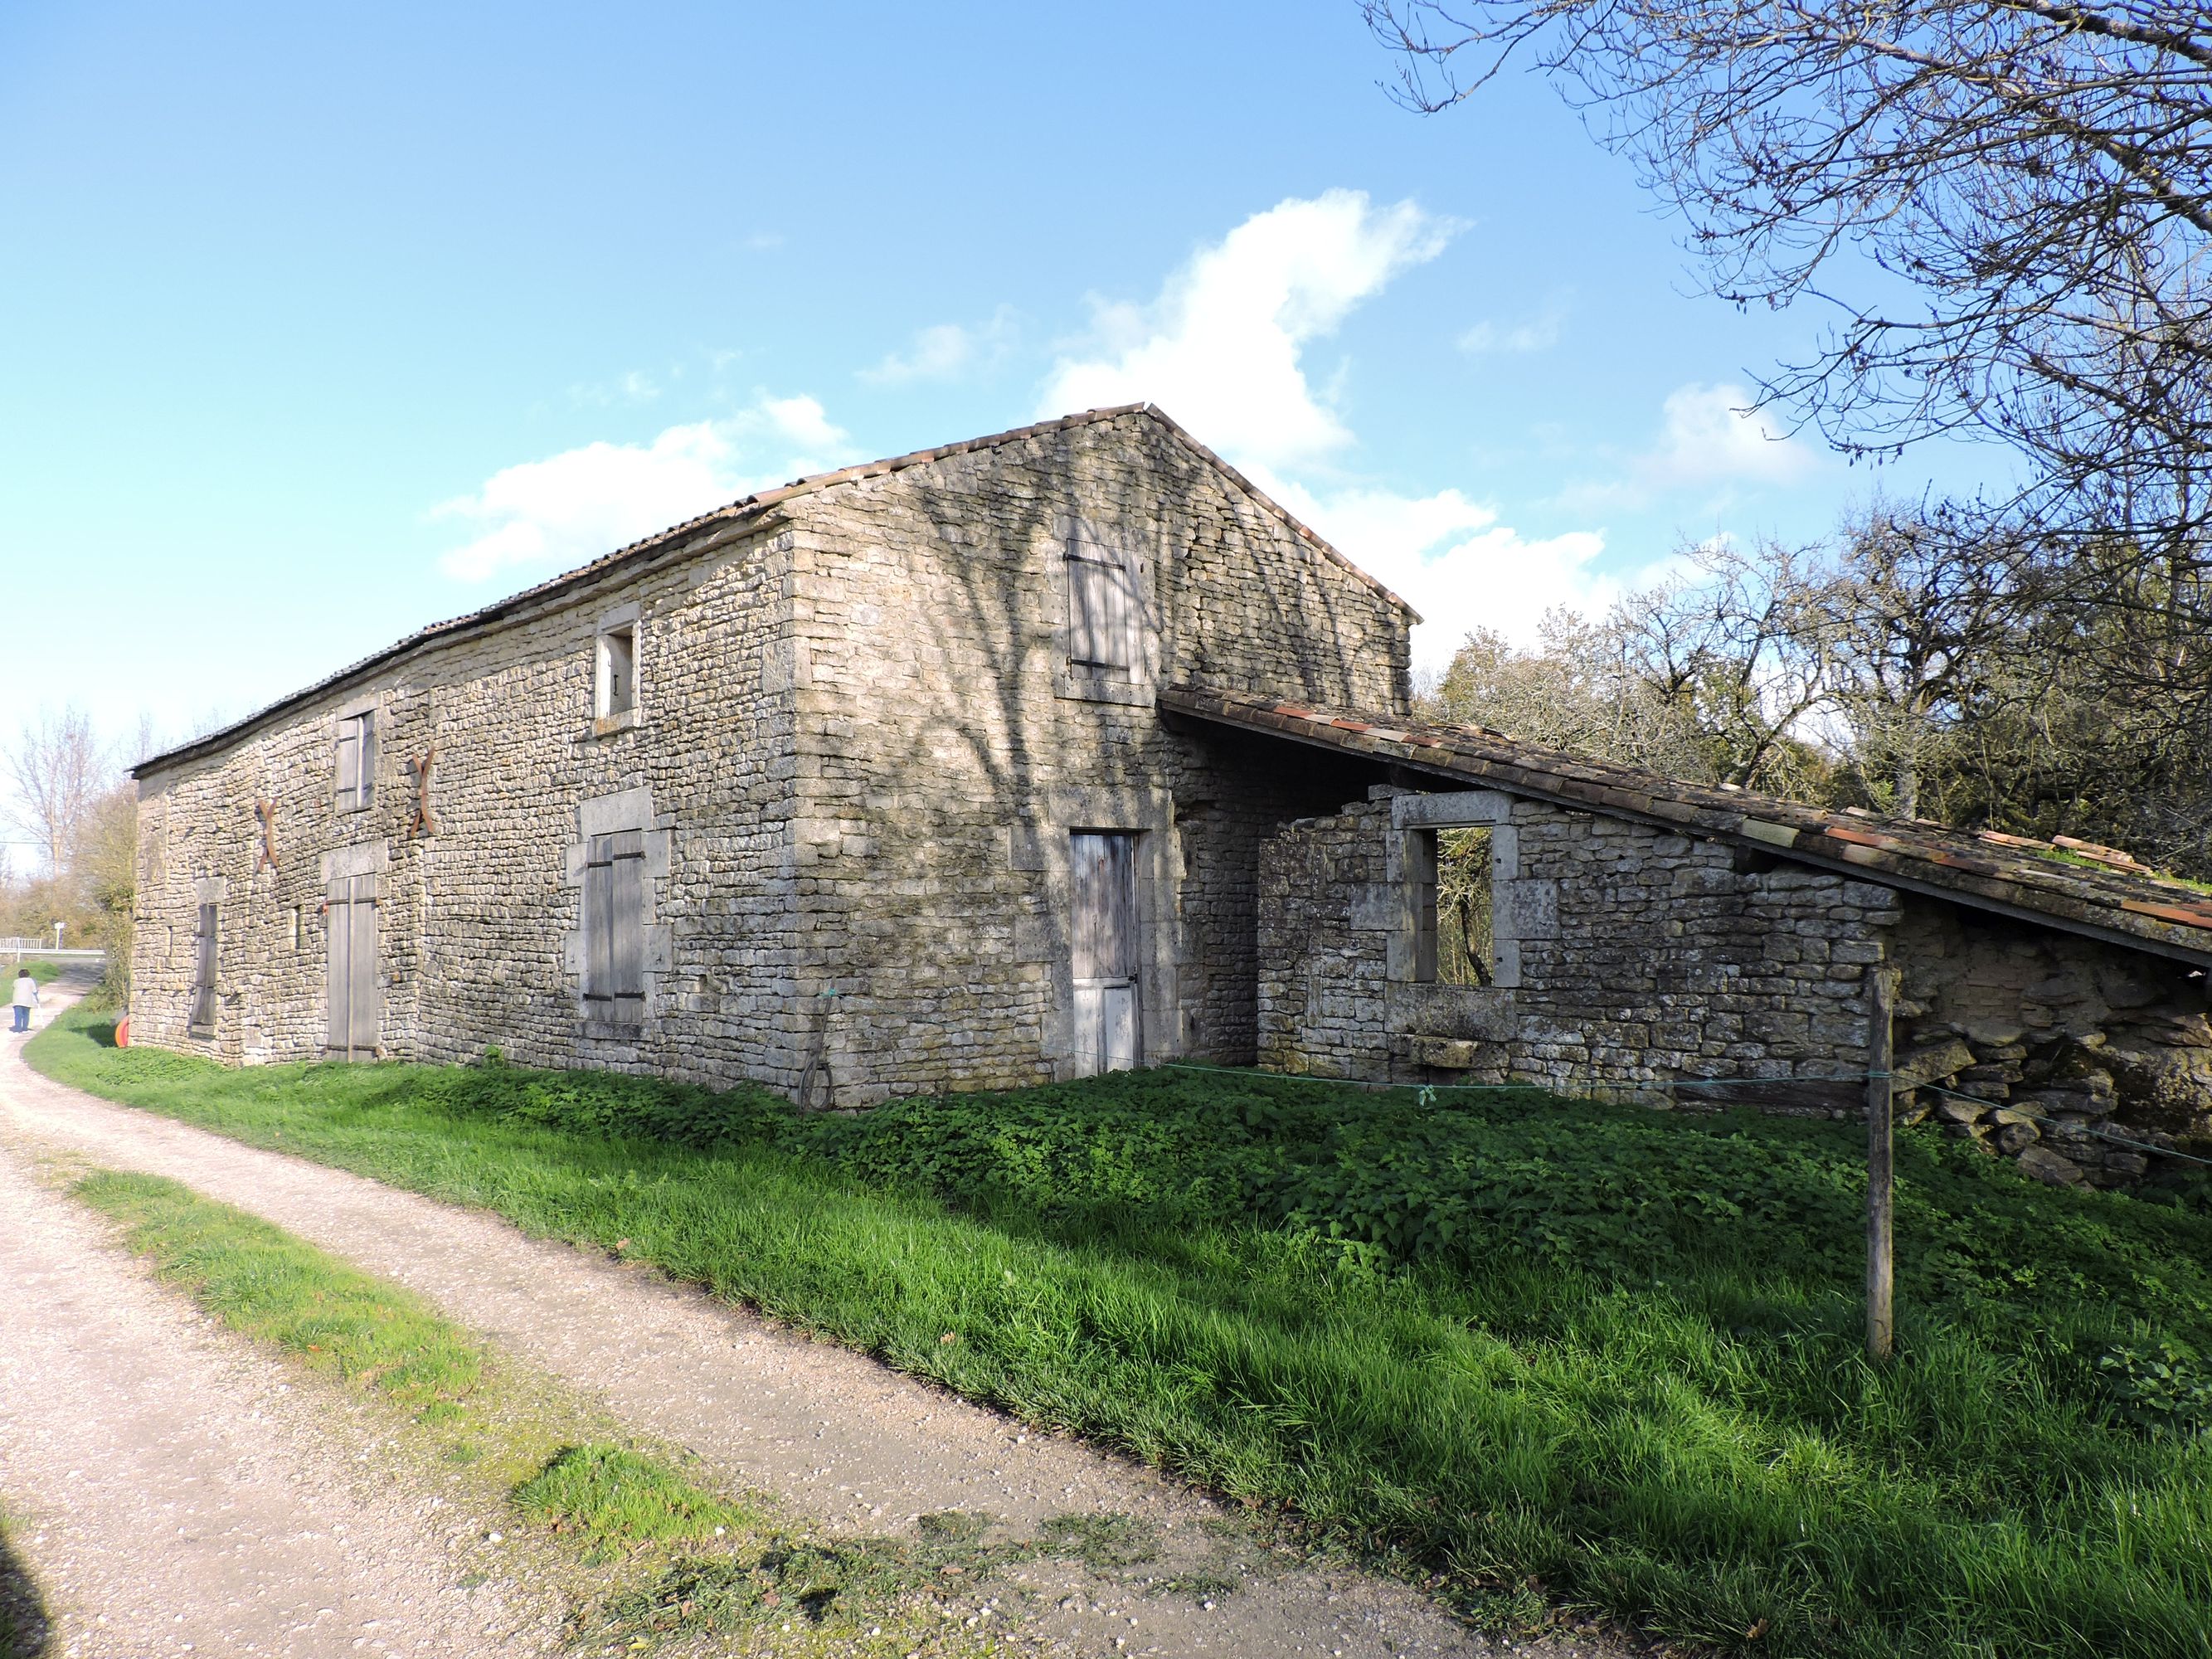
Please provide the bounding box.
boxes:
[1,0,1998,780]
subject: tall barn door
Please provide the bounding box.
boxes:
[1070,831,1139,1077]
[325,873,379,1059]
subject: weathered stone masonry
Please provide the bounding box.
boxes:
[130,407,1408,1102]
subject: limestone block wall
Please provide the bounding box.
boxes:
[1257,791,1895,1102]
[132,410,1414,1103]
[132,519,805,1085]
[778,417,1409,1102]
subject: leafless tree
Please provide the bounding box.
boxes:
[3,706,109,874]
[1365,0,2212,568]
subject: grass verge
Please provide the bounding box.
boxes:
[32,1007,2212,1659]
[62,1165,1101,1655]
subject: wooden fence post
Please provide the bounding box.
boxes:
[1866,966,1896,1364]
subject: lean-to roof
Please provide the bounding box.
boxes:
[137,405,1413,779]
[1160,684,2212,969]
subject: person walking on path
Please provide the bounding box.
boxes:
[11,966,38,1033]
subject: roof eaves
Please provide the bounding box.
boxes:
[1160,684,2212,967]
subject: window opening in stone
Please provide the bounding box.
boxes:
[189,902,218,1029]
[1066,544,1136,670]
[333,712,375,811]
[583,830,645,1029]
[288,905,302,950]
[1422,827,1495,987]
[597,625,636,718]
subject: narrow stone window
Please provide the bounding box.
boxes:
[333,711,375,811]
[1066,542,1136,670]
[1415,828,1495,986]
[189,902,218,1030]
[596,625,636,718]
[583,830,645,1029]
[288,905,303,950]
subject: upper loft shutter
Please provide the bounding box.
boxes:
[333,719,361,811]
[1067,541,1136,670]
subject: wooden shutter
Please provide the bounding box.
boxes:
[191,902,218,1028]
[348,878,379,1053]
[333,713,376,810]
[333,719,361,811]
[584,831,644,1028]
[1067,546,1136,670]
[326,878,351,1050]
[356,713,375,809]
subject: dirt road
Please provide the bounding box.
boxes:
[0,982,1624,1658]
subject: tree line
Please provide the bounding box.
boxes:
[1421,507,2212,876]
[2,708,145,982]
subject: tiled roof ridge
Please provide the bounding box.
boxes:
[1160,684,2212,961]
[137,404,1409,777]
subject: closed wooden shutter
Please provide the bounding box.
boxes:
[190,902,218,1029]
[584,831,644,1028]
[333,713,375,810]
[1067,547,1136,669]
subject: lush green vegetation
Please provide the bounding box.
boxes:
[32,1008,2212,1658]
[10,959,61,985]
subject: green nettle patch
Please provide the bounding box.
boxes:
[30,1007,2212,1659]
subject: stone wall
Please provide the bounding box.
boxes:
[132,411,1412,1101]
[1257,788,1896,1103]
[1257,786,2212,1186]
[770,416,1408,1101]
[134,519,805,1084]
[1885,899,2212,1187]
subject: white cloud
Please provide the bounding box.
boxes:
[1642,381,1817,489]
[1254,469,1627,669]
[1040,189,1454,468]
[1456,304,1564,355]
[435,394,854,582]
[863,306,1019,386]
[1030,191,1650,667]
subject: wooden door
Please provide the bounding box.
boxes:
[325,873,378,1058]
[1070,831,1139,1076]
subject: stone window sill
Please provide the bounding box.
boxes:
[1055,667,1151,708]
[582,708,641,741]
[581,1019,644,1042]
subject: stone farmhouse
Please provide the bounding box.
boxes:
[131,406,2212,1186]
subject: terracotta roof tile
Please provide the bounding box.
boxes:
[1159,684,2212,966]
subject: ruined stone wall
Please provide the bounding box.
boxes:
[132,522,806,1085]
[782,416,1410,1102]
[1257,788,2212,1187]
[1257,791,1899,1102]
[1885,898,2212,1186]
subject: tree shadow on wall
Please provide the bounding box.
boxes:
[0,1517,52,1659]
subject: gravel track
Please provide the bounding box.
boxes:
[0,990,559,1658]
[1,981,1629,1659]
